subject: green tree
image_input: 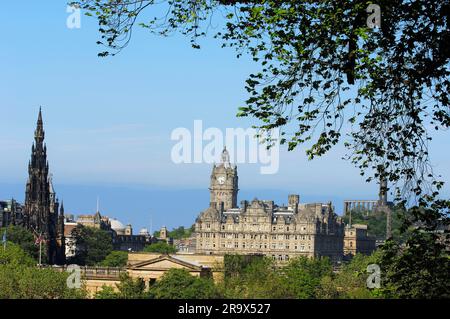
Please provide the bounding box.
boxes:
[0,225,43,263]
[380,229,450,299]
[280,257,334,299]
[0,243,87,299]
[95,273,149,299]
[100,251,128,268]
[317,252,383,299]
[143,242,177,254]
[68,225,113,266]
[95,285,118,299]
[0,241,36,266]
[115,273,148,299]
[221,255,285,299]
[150,268,218,299]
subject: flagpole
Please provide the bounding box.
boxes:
[39,238,42,266]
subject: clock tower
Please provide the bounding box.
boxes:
[210,147,238,210]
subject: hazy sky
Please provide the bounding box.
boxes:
[1,2,449,230]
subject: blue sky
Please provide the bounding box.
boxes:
[1,1,449,231]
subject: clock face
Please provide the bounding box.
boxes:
[217,176,226,185]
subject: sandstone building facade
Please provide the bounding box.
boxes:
[343,224,376,257]
[195,148,345,262]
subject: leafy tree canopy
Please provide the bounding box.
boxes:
[221,255,289,298]
[281,256,334,299]
[0,243,87,299]
[143,241,177,254]
[317,252,383,299]
[0,241,35,266]
[380,230,450,299]
[68,225,113,266]
[150,268,219,299]
[95,273,149,299]
[100,251,129,268]
[0,225,43,263]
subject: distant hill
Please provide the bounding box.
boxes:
[342,208,408,241]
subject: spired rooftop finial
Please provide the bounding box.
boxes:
[38,106,43,123]
[221,146,230,168]
[35,106,45,143]
[48,172,55,194]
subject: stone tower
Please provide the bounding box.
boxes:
[56,201,66,265]
[209,147,239,211]
[24,108,65,265]
[375,171,392,240]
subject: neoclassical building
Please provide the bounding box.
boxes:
[195,148,345,262]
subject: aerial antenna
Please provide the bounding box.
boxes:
[150,214,153,236]
[96,196,100,213]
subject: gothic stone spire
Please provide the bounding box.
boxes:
[35,106,45,144]
[24,108,64,265]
